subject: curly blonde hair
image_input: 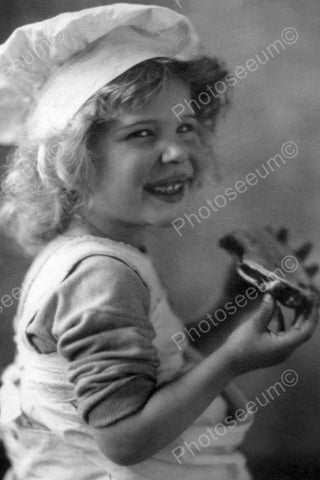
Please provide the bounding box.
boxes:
[0,56,231,256]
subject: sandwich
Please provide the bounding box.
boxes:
[219,226,320,316]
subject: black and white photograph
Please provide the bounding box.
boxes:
[0,1,319,479]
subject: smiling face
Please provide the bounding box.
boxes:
[87,78,211,236]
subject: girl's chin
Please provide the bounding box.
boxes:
[142,184,195,226]
[146,207,189,229]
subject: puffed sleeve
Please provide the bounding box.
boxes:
[50,255,160,427]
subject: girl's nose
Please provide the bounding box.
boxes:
[160,143,189,164]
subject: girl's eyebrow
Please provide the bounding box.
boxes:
[113,119,158,133]
[114,113,198,133]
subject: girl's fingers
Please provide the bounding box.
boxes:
[274,306,286,332]
[292,299,319,329]
[303,302,320,333]
[254,294,276,331]
[275,303,319,349]
[291,309,303,329]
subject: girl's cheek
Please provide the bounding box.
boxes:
[183,131,206,148]
[192,141,214,175]
[184,137,207,160]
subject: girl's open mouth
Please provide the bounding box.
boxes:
[143,174,192,202]
[143,177,191,203]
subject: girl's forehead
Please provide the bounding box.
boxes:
[117,79,192,125]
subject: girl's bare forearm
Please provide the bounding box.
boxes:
[92,345,235,465]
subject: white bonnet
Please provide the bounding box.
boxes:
[0,3,203,145]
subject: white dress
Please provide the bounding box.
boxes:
[0,234,253,480]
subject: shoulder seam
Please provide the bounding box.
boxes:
[67,253,151,293]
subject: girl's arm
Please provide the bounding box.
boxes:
[93,337,234,465]
[91,294,318,465]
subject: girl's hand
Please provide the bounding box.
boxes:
[224,293,319,376]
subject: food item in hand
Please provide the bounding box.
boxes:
[219,227,320,315]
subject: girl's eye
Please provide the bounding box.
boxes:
[127,129,155,139]
[178,123,196,134]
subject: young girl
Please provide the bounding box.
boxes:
[0,4,317,480]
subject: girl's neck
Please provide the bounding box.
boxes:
[65,217,148,253]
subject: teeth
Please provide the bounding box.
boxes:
[152,182,183,194]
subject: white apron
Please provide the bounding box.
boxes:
[0,234,253,480]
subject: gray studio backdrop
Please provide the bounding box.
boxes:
[0,0,319,475]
